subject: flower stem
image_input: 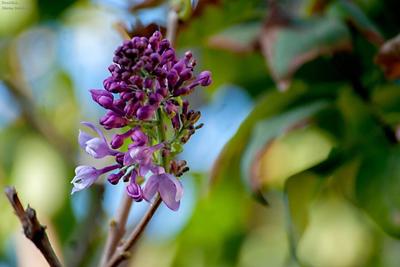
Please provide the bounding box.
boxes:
[100,193,133,267]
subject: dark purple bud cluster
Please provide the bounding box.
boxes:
[91,31,211,132]
[72,31,212,211]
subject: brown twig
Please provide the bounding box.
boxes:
[5,186,62,267]
[105,197,162,267]
[100,194,133,267]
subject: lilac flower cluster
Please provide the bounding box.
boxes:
[71,31,211,211]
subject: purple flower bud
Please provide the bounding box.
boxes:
[197,71,212,86]
[161,49,175,65]
[159,39,170,53]
[173,86,190,96]
[108,64,119,73]
[135,91,145,101]
[172,114,181,129]
[126,170,143,201]
[149,31,162,50]
[182,100,189,114]
[165,101,178,117]
[131,128,148,146]
[153,67,167,78]
[144,77,153,89]
[116,153,124,165]
[129,75,143,87]
[124,102,140,118]
[111,134,125,149]
[150,53,161,64]
[179,69,193,81]
[120,91,134,101]
[100,111,128,129]
[185,51,193,62]
[127,182,143,201]
[111,129,134,149]
[167,69,179,88]
[156,86,168,97]
[90,89,114,109]
[136,105,156,120]
[107,172,124,185]
[149,93,163,105]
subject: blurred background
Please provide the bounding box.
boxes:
[1,0,400,266]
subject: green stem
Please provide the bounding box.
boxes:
[282,191,306,267]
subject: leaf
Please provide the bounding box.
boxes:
[241,101,329,191]
[327,0,384,46]
[130,0,166,11]
[260,15,352,90]
[286,172,321,242]
[356,146,400,238]
[252,126,334,190]
[211,84,307,187]
[375,34,400,80]
[211,83,335,193]
[207,22,262,53]
[177,0,265,47]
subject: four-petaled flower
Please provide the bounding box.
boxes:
[144,167,183,211]
[79,121,117,158]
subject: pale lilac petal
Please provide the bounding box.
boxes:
[123,151,134,165]
[81,121,108,143]
[143,174,159,201]
[85,137,112,158]
[128,146,142,159]
[158,174,181,211]
[78,130,92,148]
[139,164,151,176]
[150,166,165,175]
[71,165,100,194]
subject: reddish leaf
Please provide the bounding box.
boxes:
[207,22,261,53]
[327,0,384,46]
[375,34,400,80]
[129,0,166,12]
[259,4,352,90]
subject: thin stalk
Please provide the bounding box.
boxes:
[100,194,133,267]
[105,102,169,267]
[282,191,306,267]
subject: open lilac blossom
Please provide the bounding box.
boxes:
[71,31,211,211]
[79,121,117,158]
[71,165,119,194]
[143,168,183,211]
[123,143,163,175]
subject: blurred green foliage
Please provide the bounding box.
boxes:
[1,0,400,267]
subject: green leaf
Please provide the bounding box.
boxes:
[211,84,307,186]
[260,17,352,89]
[250,126,334,190]
[356,146,400,238]
[207,22,262,53]
[177,0,265,46]
[286,172,322,242]
[327,0,384,45]
[241,101,330,190]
